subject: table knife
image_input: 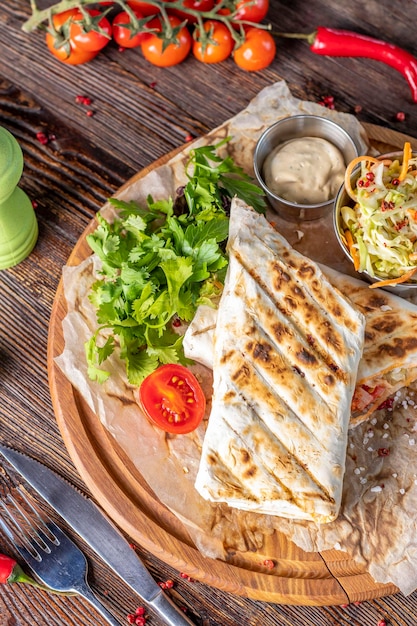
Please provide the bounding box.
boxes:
[0,444,196,626]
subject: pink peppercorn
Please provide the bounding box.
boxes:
[396,111,406,121]
[135,607,145,616]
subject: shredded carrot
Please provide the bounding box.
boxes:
[344,229,360,271]
[398,141,412,181]
[344,155,380,201]
[369,266,417,288]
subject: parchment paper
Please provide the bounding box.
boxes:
[55,81,417,595]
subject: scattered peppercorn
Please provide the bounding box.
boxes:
[377,620,387,626]
[318,95,336,109]
[396,111,406,121]
[262,559,275,569]
[354,104,363,114]
[36,131,49,145]
[75,95,92,106]
[135,607,146,616]
[86,110,95,117]
[378,448,390,457]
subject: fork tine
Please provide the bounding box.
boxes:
[0,488,54,558]
[0,481,123,626]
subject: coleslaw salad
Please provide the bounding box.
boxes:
[339,142,417,287]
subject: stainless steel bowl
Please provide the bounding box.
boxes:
[334,151,417,297]
[253,114,359,221]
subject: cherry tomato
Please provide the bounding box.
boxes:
[112,9,151,48]
[69,8,112,52]
[141,16,192,67]
[137,364,206,434]
[233,27,275,71]
[45,9,99,65]
[167,0,214,23]
[193,20,234,64]
[127,1,160,16]
[234,0,269,23]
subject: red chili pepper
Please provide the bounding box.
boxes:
[277,27,417,102]
[0,552,73,593]
[0,554,18,584]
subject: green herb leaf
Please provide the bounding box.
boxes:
[85,139,265,385]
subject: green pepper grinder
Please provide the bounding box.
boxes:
[0,127,38,269]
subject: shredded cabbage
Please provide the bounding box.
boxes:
[340,155,417,280]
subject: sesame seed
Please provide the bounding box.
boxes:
[399,488,405,494]
[371,486,383,493]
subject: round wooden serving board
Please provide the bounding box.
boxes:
[48,123,417,606]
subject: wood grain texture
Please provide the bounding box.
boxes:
[3,0,417,624]
[46,123,408,609]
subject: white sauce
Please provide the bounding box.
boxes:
[263,136,346,205]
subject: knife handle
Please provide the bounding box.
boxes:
[150,592,196,626]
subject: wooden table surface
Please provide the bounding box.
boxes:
[2,1,417,625]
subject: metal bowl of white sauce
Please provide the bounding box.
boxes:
[253,114,359,221]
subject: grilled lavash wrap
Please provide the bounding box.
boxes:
[185,263,417,430]
[194,199,365,523]
[322,266,417,427]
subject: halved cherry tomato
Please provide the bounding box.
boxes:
[69,8,112,52]
[127,1,160,16]
[141,15,192,67]
[45,9,99,65]
[137,364,206,434]
[234,0,269,23]
[193,20,234,64]
[233,27,275,71]
[112,9,151,48]
[167,0,214,23]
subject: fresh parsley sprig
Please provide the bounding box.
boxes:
[85,139,266,385]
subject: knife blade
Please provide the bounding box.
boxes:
[0,444,196,626]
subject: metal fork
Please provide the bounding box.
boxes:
[0,482,122,626]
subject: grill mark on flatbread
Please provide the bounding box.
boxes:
[231,247,349,389]
[204,405,334,510]
[223,357,336,504]
[228,330,340,441]
[225,312,344,431]
[231,239,355,379]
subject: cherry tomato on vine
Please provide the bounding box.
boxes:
[167,0,214,23]
[234,0,269,23]
[233,27,275,71]
[193,20,234,64]
[137,364,206,434]
[69,8,112,52]
[127,1,160,16]
[112,9,151,48]
[45,9,99,65]
[141,15,192,67]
